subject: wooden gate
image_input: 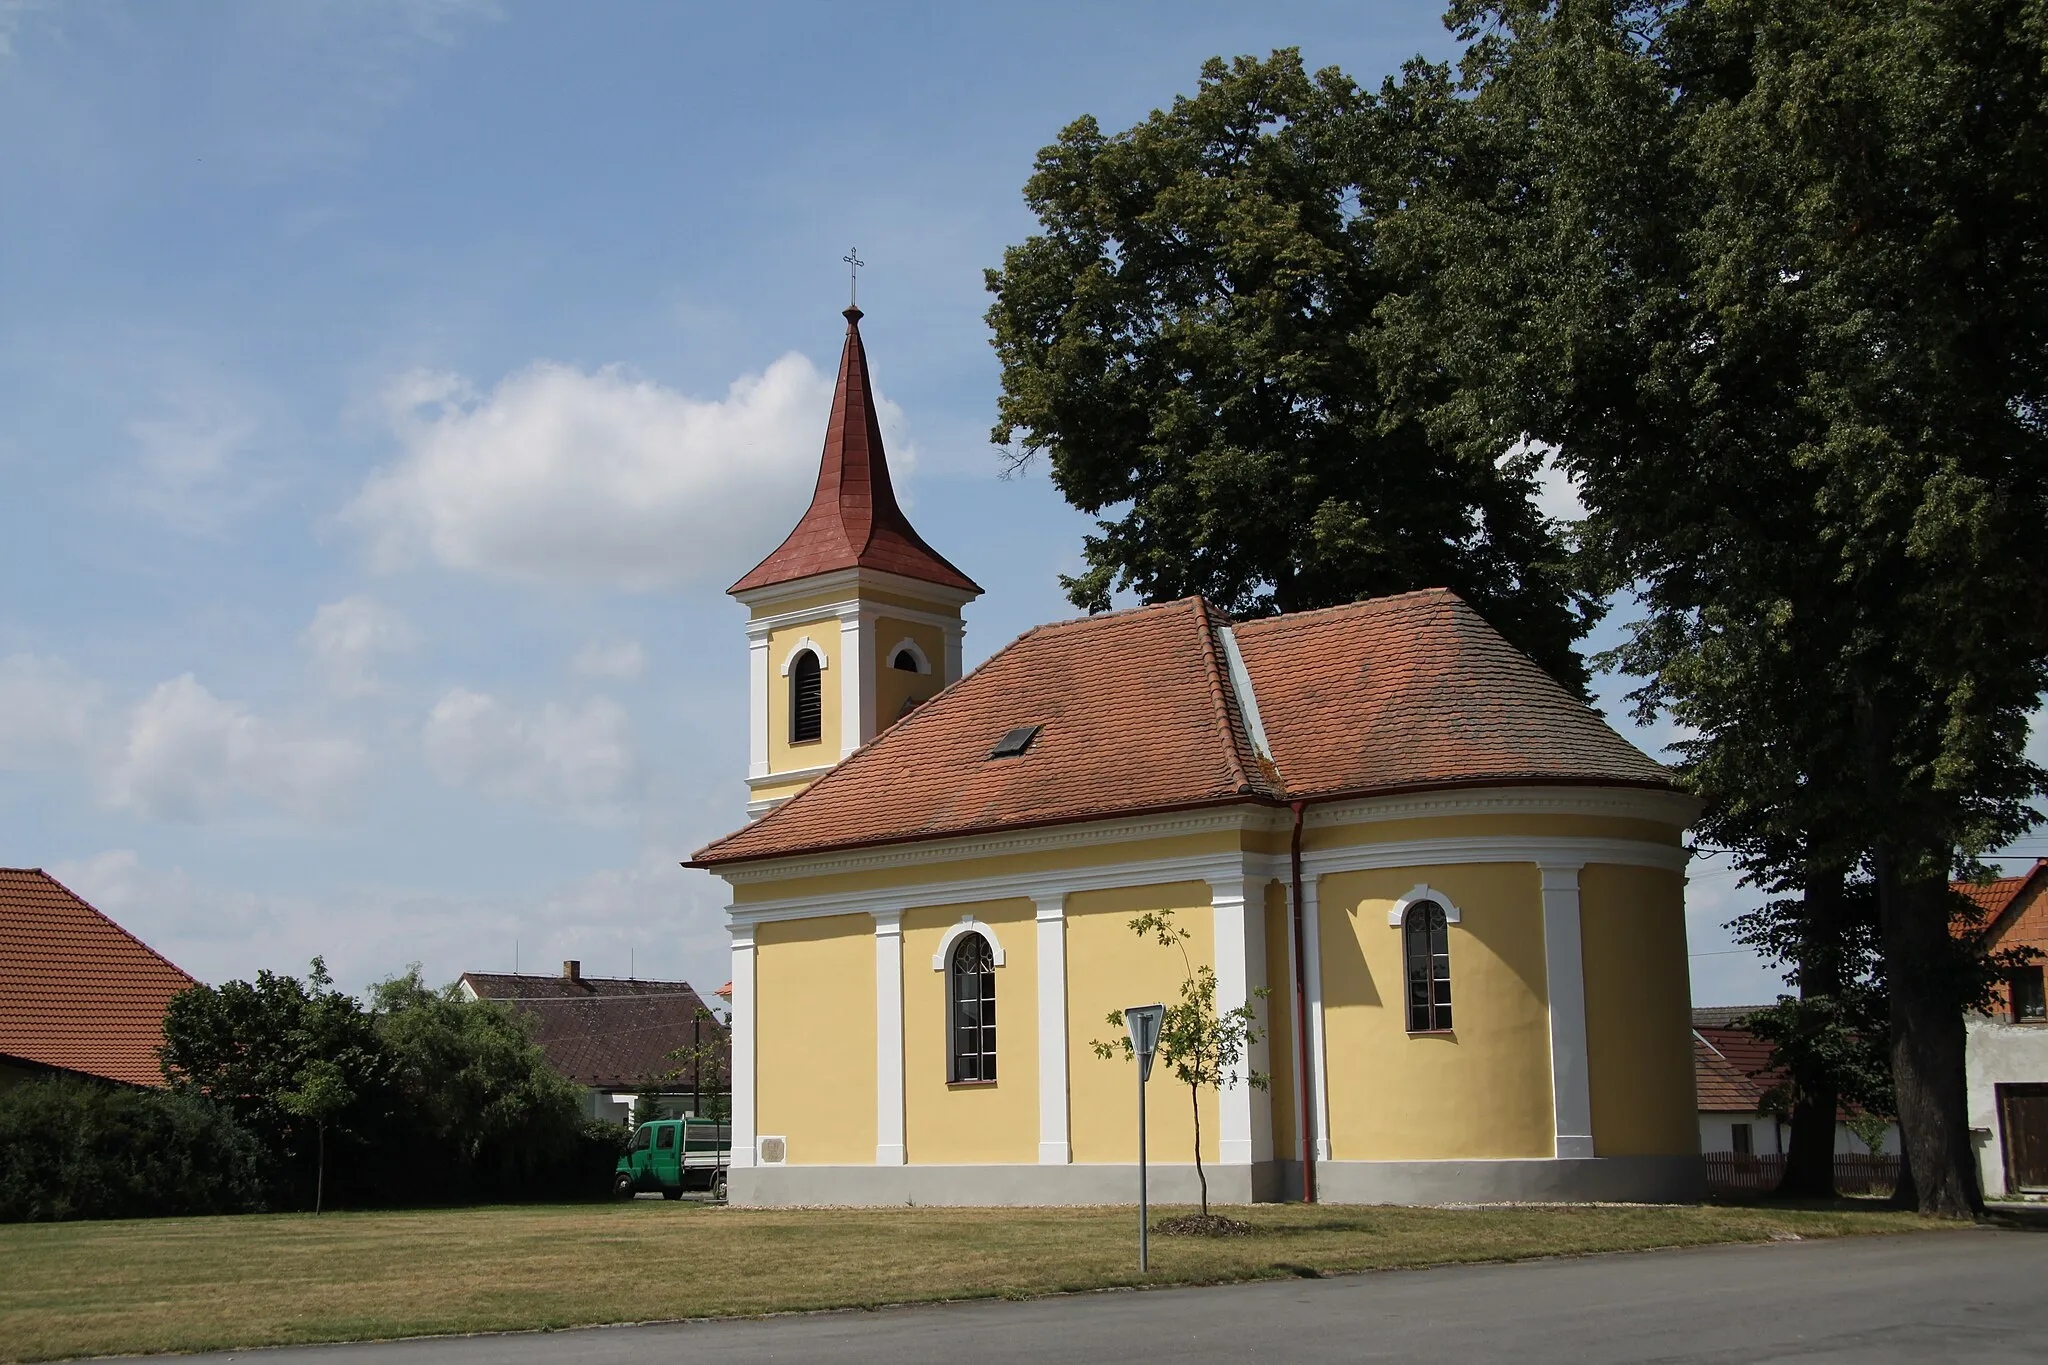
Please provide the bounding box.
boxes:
[2000,1084,2048,1193]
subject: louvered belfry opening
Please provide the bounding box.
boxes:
[790,652,823,744]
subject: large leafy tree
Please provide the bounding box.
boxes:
[986,49,1596,692]
[1429,0,2048,1214]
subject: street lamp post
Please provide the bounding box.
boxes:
[1124,1003,1166,1273]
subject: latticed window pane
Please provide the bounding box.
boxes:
[950,934,998,1082]
[1404,903,1453,1032]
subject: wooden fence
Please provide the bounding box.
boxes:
[1704,1152,1899,1196]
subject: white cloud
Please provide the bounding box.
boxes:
[572,637,646,682]
[302,595,416,695]
[104,674,367,823]
[0,653,103,769]
[118,390,275,534]
[423,687,638,814]
[346,353,912,589]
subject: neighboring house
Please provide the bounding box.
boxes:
[1691,1006,1898,1157]
[0,867,196,1089]
[458,961,728,1124]
[686,304,1704,1209]
[1955,861,2048,1198]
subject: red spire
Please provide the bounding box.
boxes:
[729,307,981,597]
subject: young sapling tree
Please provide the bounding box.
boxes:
[1092,909,1268,1219]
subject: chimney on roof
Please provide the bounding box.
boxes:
[562,959,581,983]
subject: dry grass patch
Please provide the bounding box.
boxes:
[0,1199,1950,1362]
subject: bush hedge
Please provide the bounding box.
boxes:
[0,1076,267,1222]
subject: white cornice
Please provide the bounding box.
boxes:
[1304,785,1701,831]
[713,805,1275,886]
[728,848,1268,925]
[723,829,1690,927]
[746,763,836,791]
[746,599,966,639]
[733,567,981,614]
[707,785,1693,886]
[1301,835,1689,880]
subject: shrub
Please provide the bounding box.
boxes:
[0,1076,268,1222]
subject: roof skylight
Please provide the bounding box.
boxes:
[987,724,1041,759]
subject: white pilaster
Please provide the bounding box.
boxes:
[873,910,906,1165]
[1300,875,1332,1162]
[746,631,770,781]
[840,610,873,758]
[1208,872,1272,1166]
[942,621,964,684]
[1034,892,1070,1164]
[1540,863,1595,1159]
[729,923,758,1168]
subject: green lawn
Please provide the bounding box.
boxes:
[0,1199,1953,1362]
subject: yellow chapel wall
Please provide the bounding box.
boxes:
[753,913,875,1165]
[1064,881,1219,1165]
[902,898,1039,1164]
[765,619,841,772]
[1317,863,1556,1160]
[1262,878,1298,1162]
[873,615,949,735]
[1579,863,1698,1156]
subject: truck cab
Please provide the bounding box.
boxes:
[614,1118,731,1200]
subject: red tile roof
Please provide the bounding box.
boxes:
[0,868,197,1087]
[728,307,980,597]
[460,972,726,1091]
[1953,861,2045,942]
[1232,592,1671,799]
[1694,1033,1764,1112]
[692,589,1675,868]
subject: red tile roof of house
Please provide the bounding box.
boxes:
[692,590,1675,867]
[460,972,726,1091]
[0,868,196,1087]
[728,307,980,597]
[1953,861,2046,943]
[1694,1033,1765,1112]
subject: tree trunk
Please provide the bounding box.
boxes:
[1190,1082,1208,1217]
[1776,875,1844,1199]
[1874,847,1981,1218]
[315,1121,326,1216]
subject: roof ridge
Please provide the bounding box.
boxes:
[1020,596,1206,635]
[1234,587,1459,634]
[9,869,197,990]
[1190,598,1256,796]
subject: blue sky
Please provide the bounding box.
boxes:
[5,0,2017,1008]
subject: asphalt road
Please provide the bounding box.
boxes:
[181,1227,2047,1364]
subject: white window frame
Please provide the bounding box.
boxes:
[886,637,932,675]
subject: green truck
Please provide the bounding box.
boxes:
[614,1118,731,1200]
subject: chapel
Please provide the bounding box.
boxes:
[689,305,1704,1206]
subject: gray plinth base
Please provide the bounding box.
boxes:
[1313,1154,1704,1205]
[729,1154,1699,1207]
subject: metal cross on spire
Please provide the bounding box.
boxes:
[843,247,865,308]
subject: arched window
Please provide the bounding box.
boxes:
[1404,901,1452,1032]
[789,651,822,744]
[949,933,997,1082]
[892,648,920,672]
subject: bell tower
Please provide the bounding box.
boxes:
[728,306,981,818]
